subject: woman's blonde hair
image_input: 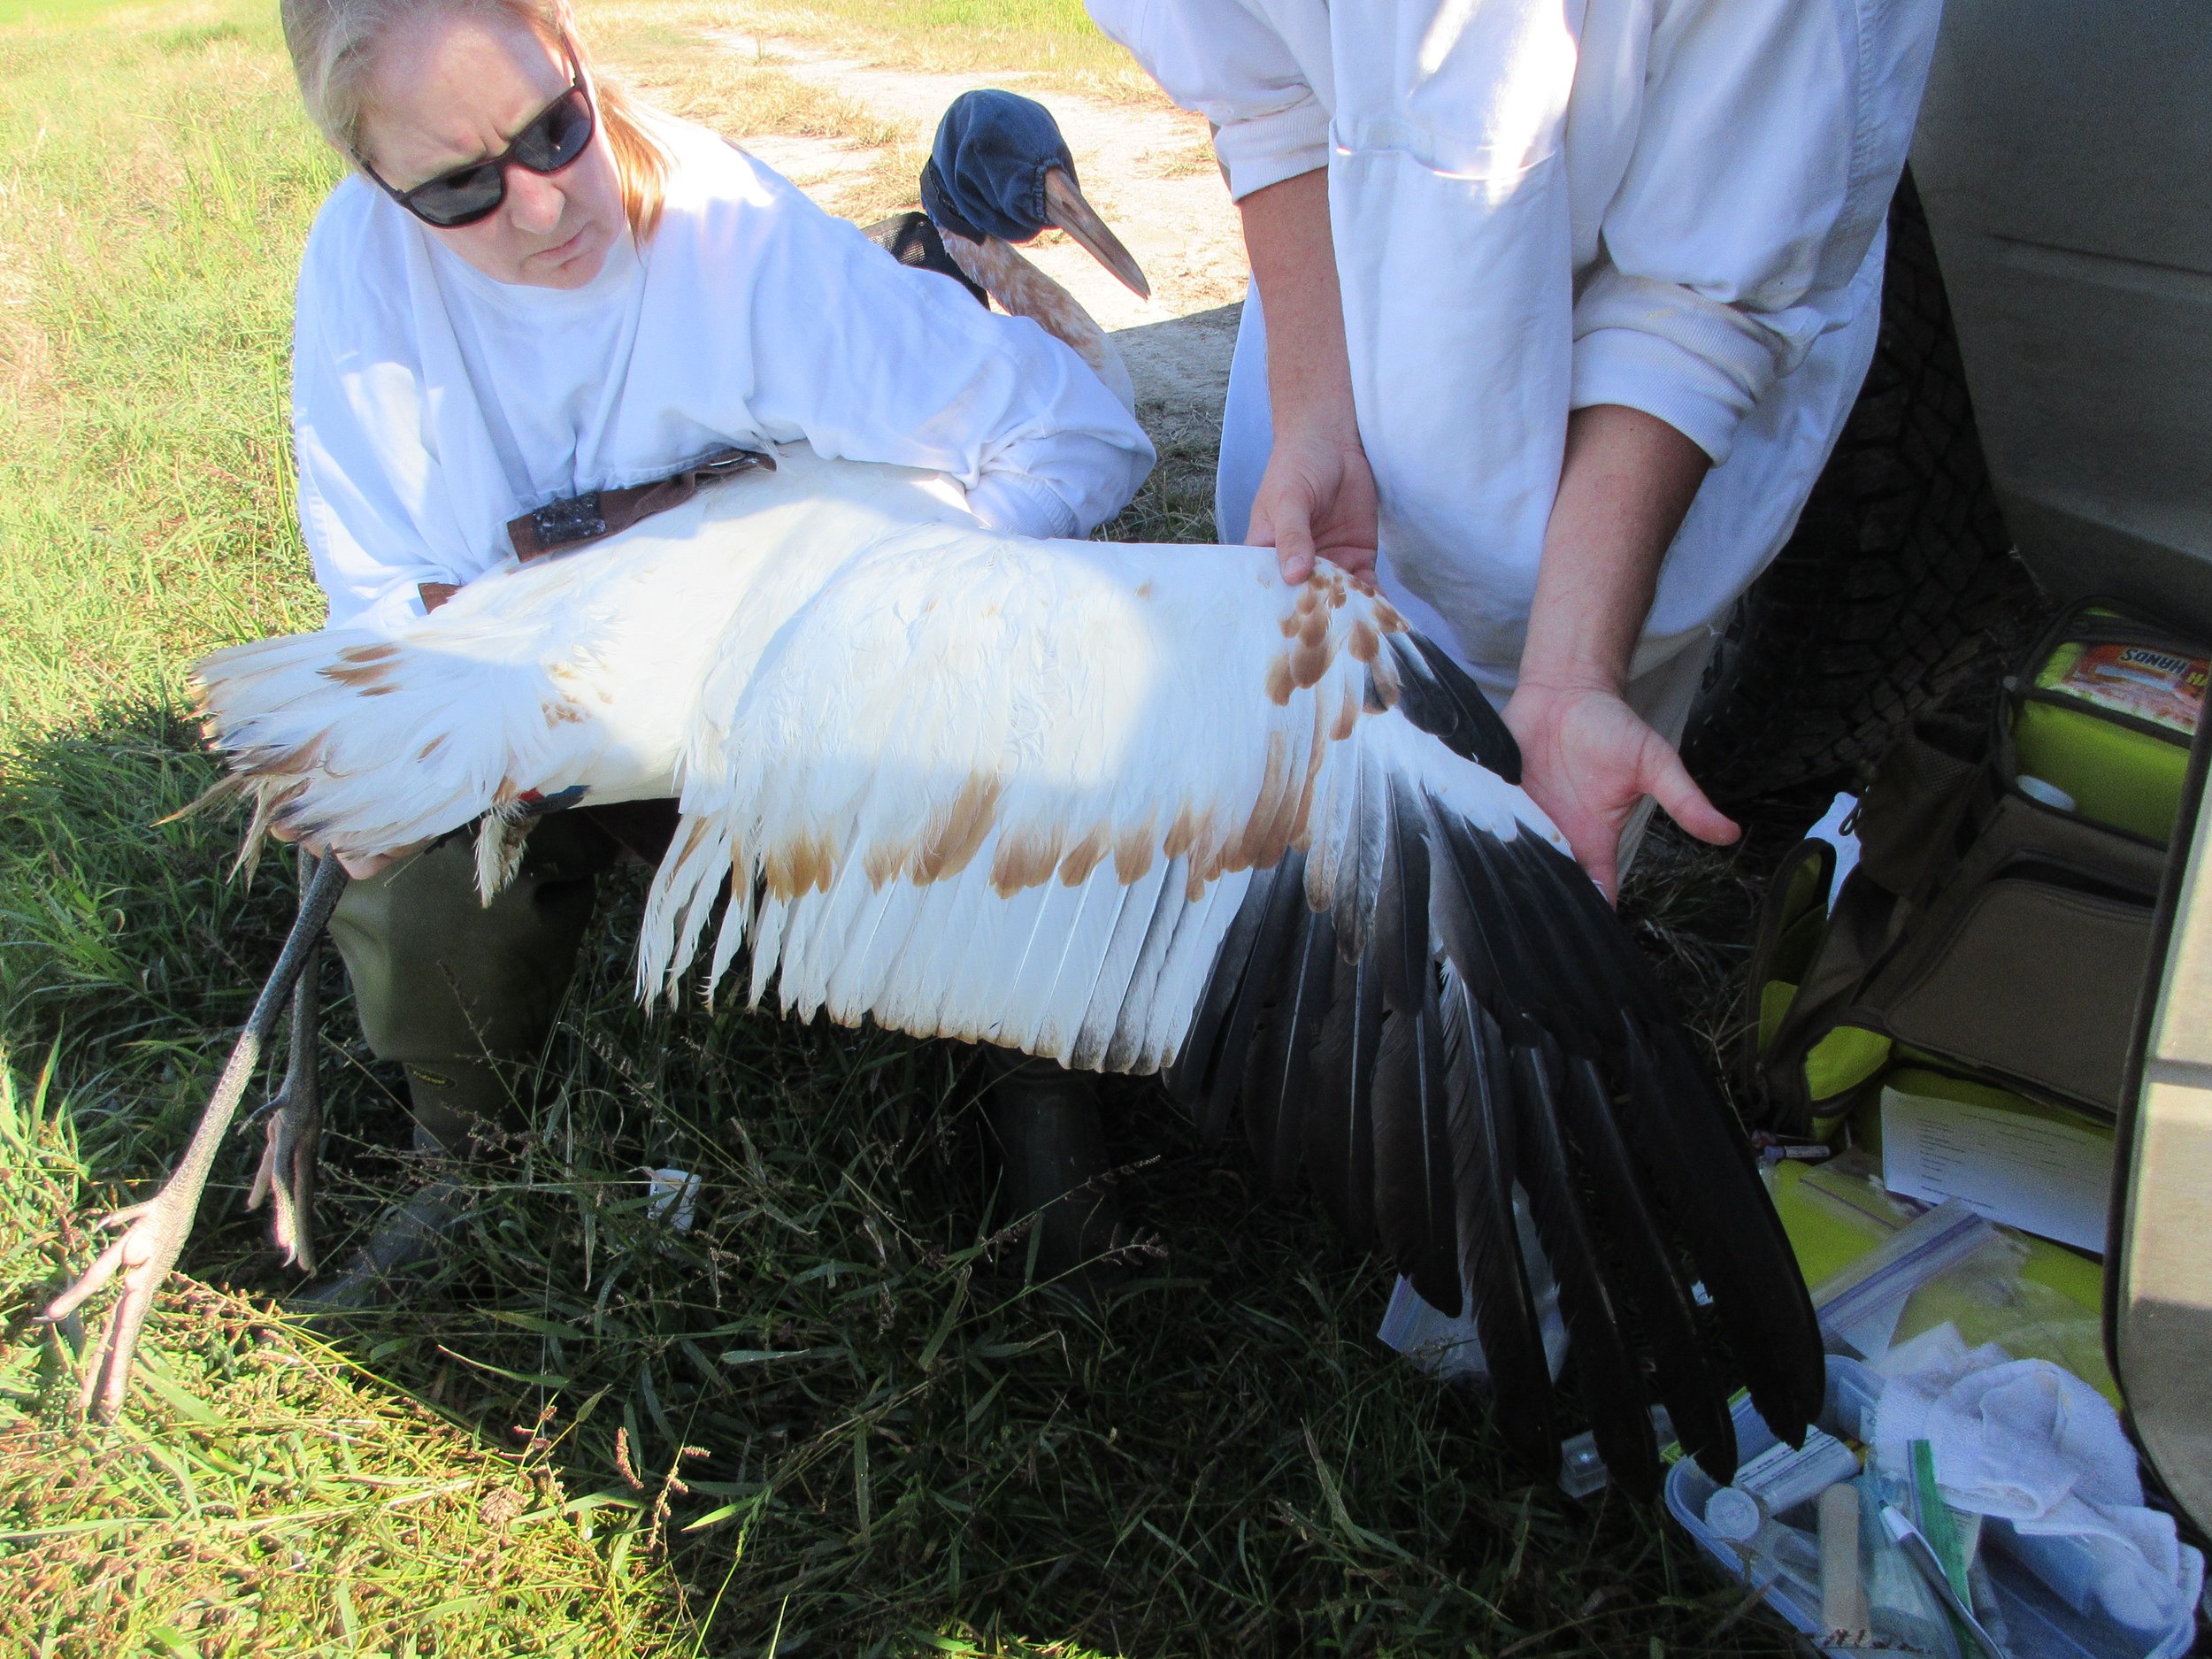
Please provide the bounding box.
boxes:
[280,0,670,239]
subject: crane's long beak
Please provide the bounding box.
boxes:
[1042,167,1151,300]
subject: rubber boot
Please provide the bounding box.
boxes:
[300,820,613,1313]
[289,1121,472,1314]
[396,1058,526,1164]
[979,1051,1129,1297]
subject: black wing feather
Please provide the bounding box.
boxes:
[1165,865,1274,1109]
[1164,649,1822,1494]
[1438,977,1556,1475]
[1245,897,1338,1194]
[1304,947,1382,1247]
[1494,830,1820,1449]
[1558,1052,1738,1483]
[1504,833,1661,1022]
[1373,777,1432,1016]
[1386,632,1521,782]
[1620,1017,1826,1442]
[1196,853,1310,1142]
[1450,825,1590,1033]
[1509,1021,1660,1498]
[1369,970,1457,1309]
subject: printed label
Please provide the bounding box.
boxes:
[2041,642,2208,734]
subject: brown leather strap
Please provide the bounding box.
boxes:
[504,446,776,563]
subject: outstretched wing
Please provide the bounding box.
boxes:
[641,533,1823,1494]
[192,449,982,864]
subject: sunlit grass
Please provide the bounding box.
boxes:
[714,0,1167,103]
[0,1,1799,1654]
[0,8,331,733]
[0,0,142,26]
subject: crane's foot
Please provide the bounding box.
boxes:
[43,1183,207,1421]
[288,1181,469,1317]
[249,1083,323,1275]
[247,935,326,1275]
[42,851,349,1422]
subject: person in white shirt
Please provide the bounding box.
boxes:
[292,22,1148,634]
[1084,0,1939,1361]
[274,0,1152,1301]
[1085,0,1941,899]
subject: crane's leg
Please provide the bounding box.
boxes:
[43,855,350,1421]
[248,856,326,1275]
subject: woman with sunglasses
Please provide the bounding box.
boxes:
[275,0,1153,1302]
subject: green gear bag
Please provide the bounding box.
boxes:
[1750,598,2204,1133]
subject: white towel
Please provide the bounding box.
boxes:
[1871,1323,2205,1632]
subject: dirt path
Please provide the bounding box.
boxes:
[717,32,1248,449]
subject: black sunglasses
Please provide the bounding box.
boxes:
[360,70,596,229]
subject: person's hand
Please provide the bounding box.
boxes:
[266,818,411,881]
[1247,429,1379,584]
[1502,678,1739,902]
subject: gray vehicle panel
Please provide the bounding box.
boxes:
[1909,0,2212,632]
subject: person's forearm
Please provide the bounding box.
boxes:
[1238,169,1356,446]
[1519,404,1711,695]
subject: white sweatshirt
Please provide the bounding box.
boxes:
[1086,0,1939,679]
[292,115,1155,633]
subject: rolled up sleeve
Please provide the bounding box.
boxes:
[1571,0,1939,465]
[1087,0,1328,200]
[738,175,1153,539]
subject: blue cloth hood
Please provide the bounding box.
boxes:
[919,89,1075,244]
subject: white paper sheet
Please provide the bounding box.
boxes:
[1879,1086,2113,1253]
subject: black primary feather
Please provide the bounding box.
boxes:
[1371,777,1432,1017]
[1440,821,1583,1033]
[1304,946,1383,1247]
[1368,969,1458,1309]
[1624,1018,1826,1441]
[1182,659,1821,1484]
[1245,897,1338,1194]
[1198,853,1310,1142]
[1509,1020,1662,1499]
[1438,977,1557,1477]
[1483,833,1626,1039]
[1421,795,1511,1009]
[1505,833,1661,1023]
[1482,830,1821,1454]
[1166,867,1275,1108]
[1558,1053,1738,1483]
[1486,824,1820,1450]
[1386,632,1521,782]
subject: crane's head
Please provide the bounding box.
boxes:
[919,88,1150,300]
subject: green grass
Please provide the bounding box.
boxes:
[0,0,142,27]
[0,6,329,732]
[717,0,1167,102]
[0,1056,685,1655]
[0,1,1805,1654]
